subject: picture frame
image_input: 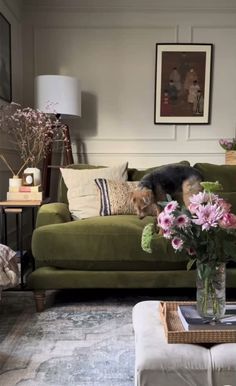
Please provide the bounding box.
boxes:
[154,43,213,124]
[0,12,12,102]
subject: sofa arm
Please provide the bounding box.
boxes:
[36,203,71,228]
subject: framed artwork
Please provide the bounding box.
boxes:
[154,43,213,124]
[0,12,12,102]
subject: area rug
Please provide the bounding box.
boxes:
[0,290,138,386]
[2,287,231,386]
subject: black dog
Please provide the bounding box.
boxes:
[131,164,203,219]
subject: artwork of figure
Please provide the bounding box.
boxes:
[166,80,178,103]
[188,80,200,104]
[193,89,204,115]
[184,67,198,94]
[161,90,172,116]
[169,67,181,94]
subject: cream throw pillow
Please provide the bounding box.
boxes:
[60,163,128,219]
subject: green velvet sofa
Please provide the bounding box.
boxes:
[28,162,236,311]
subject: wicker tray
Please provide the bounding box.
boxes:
[160,301,236,344]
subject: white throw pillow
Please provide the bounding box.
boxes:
[60,162,128,219]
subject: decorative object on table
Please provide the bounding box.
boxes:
[142,181,236,320]
[23,167,42,186]
[0,154,29,189]
[22,172,34,186]
[0,154,31,194]
[0,103,68,183]
[7,190,43,201]
[159,301,236,343]
[177,303,236,331]
[7,176,42,200]
[35,74,81,198]
[219,138,236,165]
[19,185,41,193]
[154,43,213,124]
[9,175,22,189]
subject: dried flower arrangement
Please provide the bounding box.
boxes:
[0,102,68,176]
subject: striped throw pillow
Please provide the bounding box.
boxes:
[95,178,139,216]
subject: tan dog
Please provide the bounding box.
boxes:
[182,176,203,208]
[130,188,163,219]
[131,175,202,220]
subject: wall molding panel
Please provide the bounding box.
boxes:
[83,152,225,169]
[21,1,236,167]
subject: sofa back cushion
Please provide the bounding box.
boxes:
[128,160,190,181]
[193,163,236,192]
[193,163,236,212]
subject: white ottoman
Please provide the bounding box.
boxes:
[132,301,236,386]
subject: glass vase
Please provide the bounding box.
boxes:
[196,261,226,320]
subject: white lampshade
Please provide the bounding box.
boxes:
[34,75,81,117]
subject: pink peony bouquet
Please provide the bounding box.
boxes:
[157,182,236,268]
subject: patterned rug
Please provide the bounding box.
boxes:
[0,290,143,386]
[2,287,233,386]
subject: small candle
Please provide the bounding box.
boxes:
[9,176,22,188]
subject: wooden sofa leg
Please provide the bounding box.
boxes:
[34,290,46,312]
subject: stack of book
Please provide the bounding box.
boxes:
[7,185,43,201]
[178,304,236,331]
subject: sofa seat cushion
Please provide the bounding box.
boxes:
[32,215,188,271]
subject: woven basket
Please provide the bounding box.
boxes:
[225,151,236,165]
[160,301,236,344]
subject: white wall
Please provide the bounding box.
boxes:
[22,0,236,168]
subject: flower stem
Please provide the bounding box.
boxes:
[0,154,15,175]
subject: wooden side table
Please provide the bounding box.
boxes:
[0,200,42,288]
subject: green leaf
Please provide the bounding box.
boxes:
[200,181,223,192]
[187,258,196,271]
[141,223,155,253]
